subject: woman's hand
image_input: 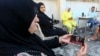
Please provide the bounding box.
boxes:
[76,43,87,56]
[59,34,72,45]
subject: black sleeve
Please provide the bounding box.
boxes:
[43,37,61,49]
[38,13,53,28]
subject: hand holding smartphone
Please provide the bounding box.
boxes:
[70,35,85,46]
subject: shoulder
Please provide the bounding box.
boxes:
[37,13,44,17]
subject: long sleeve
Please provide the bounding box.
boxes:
[43,37,61,49]
[61,11,74,26]
[38,13,53,28]
[61,11,73,22]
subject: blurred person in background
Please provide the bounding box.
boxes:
[61,8,77,34]
[87,6,99,30]
[37,2,68,37]
[88,25,100,41]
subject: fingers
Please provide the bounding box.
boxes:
[61,39,71,43]
[84,43,87,48]
[67,34,73,36]
[80,43,87,53]
[64,34,73,38]
[83,43,87,52]
[63,34,73,36]
[79,46,84,52]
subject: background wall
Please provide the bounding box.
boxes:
[34,0,60,20]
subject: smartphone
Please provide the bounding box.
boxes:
[70,35,85,46]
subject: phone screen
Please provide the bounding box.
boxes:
[70,35,85,46]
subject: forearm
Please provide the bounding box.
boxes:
[43,37,61,49]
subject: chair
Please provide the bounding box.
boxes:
[35,23,58,40]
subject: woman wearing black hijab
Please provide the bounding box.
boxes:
[0,0,87,56]
[37,2,68,37]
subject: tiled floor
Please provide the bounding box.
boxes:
[53,27,100,56]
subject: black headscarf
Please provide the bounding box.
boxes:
[37,2,53,29]
[0,0,56,56]
[37,2,45,13]
[0,0,38,45]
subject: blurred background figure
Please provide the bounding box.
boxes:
[37,2,67,37]
[61,8,77,34]
[88,25,100,41]
[87,6,99,30]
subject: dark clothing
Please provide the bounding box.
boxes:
[38,12,67,36]
[0,0,61,56]
[88,18,98,28]
[0,34,61,56]
[88,18,95,28]
[38,12,53,29]
[37,2,67,36]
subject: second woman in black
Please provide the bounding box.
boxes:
[37,2,68,37]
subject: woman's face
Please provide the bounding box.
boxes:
[40,5,45,13]
[28,15,39,34]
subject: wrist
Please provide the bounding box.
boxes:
[59,37,67,45]
[59,37,62,44]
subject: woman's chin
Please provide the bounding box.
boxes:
[33,28,38,33]
[29,30,37,34]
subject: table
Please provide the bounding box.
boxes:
[78,17,92,37]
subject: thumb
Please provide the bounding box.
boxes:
[65,34,73,37]
[79,46,84,52]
